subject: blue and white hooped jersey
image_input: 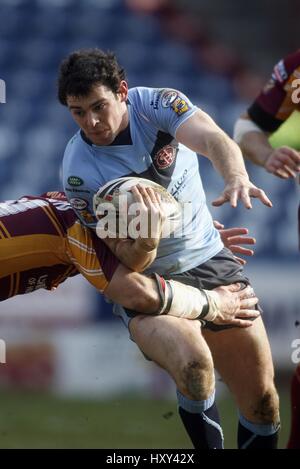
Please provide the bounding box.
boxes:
[62,87,223,275]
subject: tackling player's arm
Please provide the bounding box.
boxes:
[102,237,157,272]
[85,226,259,327]
[104,264,260,328]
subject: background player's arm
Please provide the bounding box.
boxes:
[235,113,300,179]
[175,109,272,208]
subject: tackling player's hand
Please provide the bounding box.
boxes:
[213,220,256,265]
[209,283,259,327]
[264,146,300,179]
[212,177,272,209]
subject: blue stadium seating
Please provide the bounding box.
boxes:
[0,0,296,260]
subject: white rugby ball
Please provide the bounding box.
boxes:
[93,177,182,238]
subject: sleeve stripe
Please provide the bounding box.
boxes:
[41,206,65,238]
[247,102,284,132]
[0,220,11,239]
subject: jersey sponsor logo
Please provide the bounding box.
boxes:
[170,169,188,199]
[161,90,178,108]
[171,97,189,115]
[65,187,91,194]
[154,145,176,169]
[272,59,288,83]
[25,275,48,293]
[67,176,84,187]
[69,198,88,210]
[151,89,163,110]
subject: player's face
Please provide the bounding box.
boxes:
[67,81,129,145]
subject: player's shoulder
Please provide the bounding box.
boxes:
[284,49,300,70]
[128,86,158,106]
[63,130,89,163]
[63,130,94,185]
[37,193,77,229]
[273,49,300,83]
[129,86,189,103]
[128,87,193,118]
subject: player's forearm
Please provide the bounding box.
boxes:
[104,266,160,312]
[105,268,211,318]
[117,238,157,272]
[102,237,156,272]
[204,130,250,183]
[105,265,257,325]
[239,131,273,167]
[176,109,249,183]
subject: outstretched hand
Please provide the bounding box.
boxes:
[264,146,300,179]
[213,220,256,265]
[212,177,272,209]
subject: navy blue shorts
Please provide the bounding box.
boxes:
[164,247,261,331]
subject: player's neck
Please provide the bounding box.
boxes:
[118,106,129,134]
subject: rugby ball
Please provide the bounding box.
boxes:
[93,177,182,238]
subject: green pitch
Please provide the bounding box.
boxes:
[0,386,290,448]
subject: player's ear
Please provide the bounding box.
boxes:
[118,80,128,102]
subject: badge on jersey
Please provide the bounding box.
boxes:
[154,145,176,169]
[161,90,178,108]
[171,96,189,115]
[68,176,84,187]
[70,198,89,210]
[160,89,190,116]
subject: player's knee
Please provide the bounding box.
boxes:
[252,387,280,424]
[178,357,214,401]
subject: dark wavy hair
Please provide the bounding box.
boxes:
[58,48,126,105]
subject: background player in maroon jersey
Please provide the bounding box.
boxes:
[234,49,300,449]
